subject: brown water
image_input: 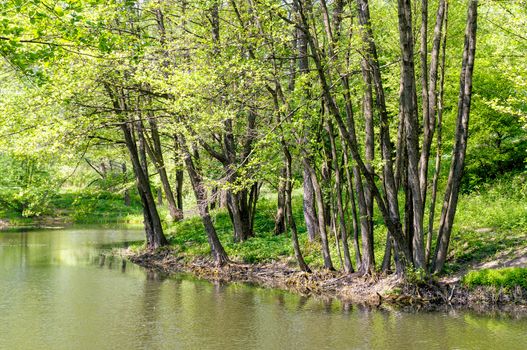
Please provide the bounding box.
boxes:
[0,227,526,350]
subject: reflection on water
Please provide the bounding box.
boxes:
[1,227,526,350]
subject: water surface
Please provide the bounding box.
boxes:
[1,227,526,349]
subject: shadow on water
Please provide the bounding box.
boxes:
[137,270,167,349]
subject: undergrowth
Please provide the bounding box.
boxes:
[463,268,527,290]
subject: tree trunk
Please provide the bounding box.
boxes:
[122,162,131,206]
[327,120,354,273]
[283,143,311,272]
[178,135,228,266]
[303,165,319,241]
[353,166,375,274]
[227,190,247,242]
[121,121,168,250]
[419,0,447,208]
[144,114,182,222]
[360,53,375,272]
[396,0,426,268]
[157,187,163,206]
[303,158,335,270]
[426,1,448,264]
[341,139,362,270]
[433,0,478,273]
[175,169,184,211]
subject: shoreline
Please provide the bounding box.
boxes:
[125,249,527,316]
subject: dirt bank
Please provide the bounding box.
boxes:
[125,249,527,315]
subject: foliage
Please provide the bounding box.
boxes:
[0,153,59,217]
[463,268,527,290]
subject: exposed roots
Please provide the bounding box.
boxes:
[123,249,527,315]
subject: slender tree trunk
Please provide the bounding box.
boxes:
[303,166,319,241]
[145,112,182,221]
[419,0,446,208]
[157,187,163,205]
[426,1,448,263]
[175,169,184,211]
[178,135,228,266]
[381,234,393,272]
[341,140,362,270]
[433,0,478,273]
[327,120,354,273]
[360,53,375,271]
[122,162,131,206]
[121,121,168,249]
[418,0,430,204]
[295,0,319,243]
[303,158,335,270]
[283,143,311,272]
[274,167,287,235]
[173,136,185,213]
[227,190,247,242]
[397,0,426,268]
[353,166,375,274]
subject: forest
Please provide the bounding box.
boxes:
[0,0,526,281]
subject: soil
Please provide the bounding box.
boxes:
[124,249,527,315]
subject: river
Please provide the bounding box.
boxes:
[0,227,526,349]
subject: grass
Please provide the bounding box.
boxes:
[443,172,527,274]
[49,190,145,224]
[1,189,144,226]
[463,268,527,290]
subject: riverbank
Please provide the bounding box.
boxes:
[123,174,527,313]
[125,248,527,314]
[0,190,145,230]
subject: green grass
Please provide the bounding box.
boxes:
[1,189,144,226]
[454,172,527,231]
[463,267,527,290]
[49,190,144,224]
[443,172,527,274]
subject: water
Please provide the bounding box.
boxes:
[0,227,526,350]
